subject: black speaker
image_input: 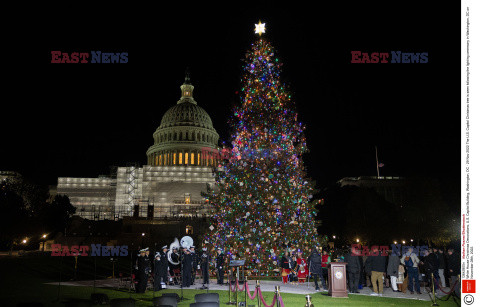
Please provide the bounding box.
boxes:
[90,293,109,305]
[189,302,220,307]
[153,296,177,307]
[194,293,219,303]
[161,293,180,302]
[63,298,92,307]
[110,298,135,307]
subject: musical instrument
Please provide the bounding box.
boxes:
[180,236,194,249]
[167,238,180,266]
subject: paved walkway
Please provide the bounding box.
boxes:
[45,278,452,302]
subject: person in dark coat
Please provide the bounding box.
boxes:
[423,249,440,289]
[447,248,460,297]
[387,250,401,292]
[190,246,198,285]
[216,249,225,285]
[436,248,447,287]
[365,247,387,296]
[170,247,180,285]
[154,245,168,291]
[136,248,151,293]
[181,248,193,287]
[308,246,326,291]
[200,247,210,289]
[344,247,362,293]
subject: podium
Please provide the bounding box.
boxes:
[327,262,348,297]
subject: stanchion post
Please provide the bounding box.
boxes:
[227,270,235,305]
[245,275,248,306]
[305,295,314,307]
[431,273,439,306]
[275,285,280,307]
[236,267,239,306]
[256,280,260,307]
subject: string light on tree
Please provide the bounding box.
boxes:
[203,22,320,274]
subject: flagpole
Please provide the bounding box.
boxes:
[375,146,380,178]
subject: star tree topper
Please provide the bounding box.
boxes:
[255,20,266,36]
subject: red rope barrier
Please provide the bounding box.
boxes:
[230,280,237,292]
[236,279,246,291]
[245,281,258,300]
[433,277,459,295]
[277,292,285,307]
[258,288,277,307]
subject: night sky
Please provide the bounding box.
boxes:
[3,3,459,208]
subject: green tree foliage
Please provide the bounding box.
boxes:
[203,37,319,273]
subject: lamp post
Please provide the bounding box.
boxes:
[42,234,47,252]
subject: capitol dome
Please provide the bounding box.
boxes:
[159,99,214,130]
[146,73,220,167]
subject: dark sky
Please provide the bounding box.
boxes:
[3,3,459,207]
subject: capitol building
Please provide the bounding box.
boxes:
[56,74,221,220]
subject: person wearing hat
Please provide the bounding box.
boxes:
[170,247,180,285]
[200,247,210,289]
[190,246,198,285]
[136,248,151,293]
[181,247,193,287]
[154,245,169,291]
[216,248,225,285]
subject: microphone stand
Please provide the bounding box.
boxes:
[153,243,157,300]
[179,249,189,301]
[129,244,133,298]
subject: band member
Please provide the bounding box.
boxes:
[169,247,180,285]
[154,245,169,291]
[136,248,151,293]
[181,248,193,287]
[190,246,197,285]
[216,248,225,285]
[200,247,210,289]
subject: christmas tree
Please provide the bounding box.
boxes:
[204,22,320,274]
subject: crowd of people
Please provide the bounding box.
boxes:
[133,245,224,293]
[277,245,461,296]
[132,243,461,298]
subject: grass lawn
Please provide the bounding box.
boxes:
[0,256,460,306]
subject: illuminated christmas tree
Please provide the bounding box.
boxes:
[204,22,320,274]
